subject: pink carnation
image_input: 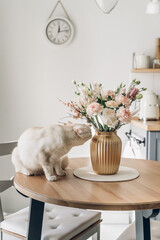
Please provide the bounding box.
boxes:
[86,102,103,116]
[129,87,139,99]
[116,107,131,124]
[115,95,131,107]
[102,90,115,99]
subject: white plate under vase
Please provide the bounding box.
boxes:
[73,166,139,182]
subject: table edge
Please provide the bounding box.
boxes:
[14,178,160,211]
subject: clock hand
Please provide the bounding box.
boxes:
[58,23,60,33]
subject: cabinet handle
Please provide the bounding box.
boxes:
[125,131,145,146]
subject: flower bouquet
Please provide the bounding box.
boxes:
[62,80,146,174]
[62,79,146,132]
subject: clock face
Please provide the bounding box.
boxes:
[46,18,73,45]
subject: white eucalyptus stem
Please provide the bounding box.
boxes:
[94,116,101,131]
[131,108,140,116]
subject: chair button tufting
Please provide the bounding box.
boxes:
[46,209,50,212]
[50,225,59,229]
[0,204,101,240]
[73,214,80,217]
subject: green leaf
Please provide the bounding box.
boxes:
[142,87,147,91]
[136,93,143,99]
[105,125,108,132]
[75,91,80,95]
[135,80,140,85]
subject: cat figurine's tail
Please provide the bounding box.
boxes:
[11,147,23,173]
[12,147,33,175]
[12,147,19,167]
[61,155,69,169]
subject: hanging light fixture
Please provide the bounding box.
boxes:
[95,0,119,14]
[146,0,160,14]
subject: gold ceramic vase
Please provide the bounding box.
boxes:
[90,132,122,175]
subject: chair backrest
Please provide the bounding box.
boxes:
[0,142,17,157]
[0,142,17,221]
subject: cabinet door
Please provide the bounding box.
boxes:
[147,132,160,161]
[155,133,160,162]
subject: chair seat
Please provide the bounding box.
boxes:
[1,203,101,240]
[117,220,160,240]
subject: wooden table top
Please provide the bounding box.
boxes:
[14,158,160,211]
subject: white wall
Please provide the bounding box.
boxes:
[0,0,160,212]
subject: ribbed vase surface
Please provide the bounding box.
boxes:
[90,132,122,175]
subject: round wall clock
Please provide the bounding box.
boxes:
[45,17,74,46]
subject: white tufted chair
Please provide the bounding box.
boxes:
[0,142,101,240]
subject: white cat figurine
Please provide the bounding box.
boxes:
[12,124,92,181]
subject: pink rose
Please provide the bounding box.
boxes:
[115,95,131,107]
[129,87,139,99]
[105,101,118,108]
[116,107,131,124]
[86,102,103,116]
[102,90,115,99]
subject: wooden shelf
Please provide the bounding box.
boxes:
[132,68,160,73]
[131,117,160,131]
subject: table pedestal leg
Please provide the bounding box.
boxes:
[135,209,159,240]
[27,199,44,240]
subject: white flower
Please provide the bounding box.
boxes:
[80,86,89,97]
[77,96,95,109]
[101,108,118,129]
[76,83,102,109]
[105,101,118,108]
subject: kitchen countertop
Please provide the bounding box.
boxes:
[131,117,160,131]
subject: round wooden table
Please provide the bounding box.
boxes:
[14,158,160,240]
[14,157,160,211]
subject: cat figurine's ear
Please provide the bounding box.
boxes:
[74,128,84,137]
[73,124,92,140]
